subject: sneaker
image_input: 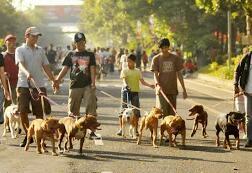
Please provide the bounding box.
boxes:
[20,136,27,147]
[20,136,34,147]
[116,129,122,136]
[244,140,252,148]
[89,132,98,139]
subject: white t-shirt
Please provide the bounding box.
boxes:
[120,54,128,70]
[245,55,252,94]
[15,44,49,88]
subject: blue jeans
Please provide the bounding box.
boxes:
[120,88,140,117]
[0,88,4,123]
[244,94,252,141]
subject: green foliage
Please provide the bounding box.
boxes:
[210,62,219,71]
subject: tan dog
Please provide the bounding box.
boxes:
[57,114,101,154]
[160,115,186,147]
[121,108,139,139]
[188,105,208,138]
[24,117,60,156]
[137,107,163,148]
[2,104,21,139]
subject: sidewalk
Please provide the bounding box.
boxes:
[189,72,234,92]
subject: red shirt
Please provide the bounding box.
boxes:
[2,52,19,87]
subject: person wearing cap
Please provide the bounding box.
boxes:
[116,53,155,136]
[2,34,19,108]
[15,26,57,147]
[151,38,187,117]
[54,32,97,137]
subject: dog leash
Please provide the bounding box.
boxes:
[5,74,14,105]
[96,87,148,114]
[159,89,178,115]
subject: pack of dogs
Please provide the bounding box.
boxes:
[1,103,246,156]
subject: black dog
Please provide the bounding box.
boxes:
[215,112,245,150]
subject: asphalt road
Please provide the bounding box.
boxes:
[0,71,251,173]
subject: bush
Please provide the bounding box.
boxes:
[209,62,219,71]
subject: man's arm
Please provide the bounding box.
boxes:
[42,64,55,81]
[0,67,10,99]
[19,61,32,80]
[90,65,96,88]
[177,70,187,99]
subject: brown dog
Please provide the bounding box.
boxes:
[160,115,186,147]
[57,114,101,154]
[188,105,208,138]
[24,117,60,156]
[137,107,163,148]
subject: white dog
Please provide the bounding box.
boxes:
[2,105,21,139]
[121,108,138,139]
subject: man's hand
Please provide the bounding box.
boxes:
[52,79,60,94]
[27,73,33,81]
[234,85,240,94]
[155,84,160,95]
[3,89,10,101]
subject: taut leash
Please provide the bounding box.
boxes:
[159,89,178,115]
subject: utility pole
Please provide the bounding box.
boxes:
[227,9,232,70]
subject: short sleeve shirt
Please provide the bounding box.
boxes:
[15,44,49,88]
[0,53,4,67]
[151,53,183,95]
[120,68,142,92]
[62,50,96,89]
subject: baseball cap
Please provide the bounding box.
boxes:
[74,32,86,42]
[25,26,42,36]
[158,38,170,48]
[4,34,16,43]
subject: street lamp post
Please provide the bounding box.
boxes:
[227,9,232,70]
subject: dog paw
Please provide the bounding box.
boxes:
[11,136,16,139]
[37,151,42,154]
[2,134,6,137]
[153,145,158,148]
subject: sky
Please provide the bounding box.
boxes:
[13,0,83,10]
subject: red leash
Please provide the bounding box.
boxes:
[159,89,178,115]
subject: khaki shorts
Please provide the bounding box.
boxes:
[156,94,176,117]
[17,87,51,118]
[68,86,97,116]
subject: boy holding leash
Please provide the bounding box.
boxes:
[116,54,154,136]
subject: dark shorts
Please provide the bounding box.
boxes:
[119,89,140,117]
[17,87,51,118]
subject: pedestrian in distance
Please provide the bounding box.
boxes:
[15,26,56,147]
[234,50,252,147]
[54,32,98,138]
[151,38,187,117]
[116,53,155,136]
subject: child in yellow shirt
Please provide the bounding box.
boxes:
[117,54,154,136]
